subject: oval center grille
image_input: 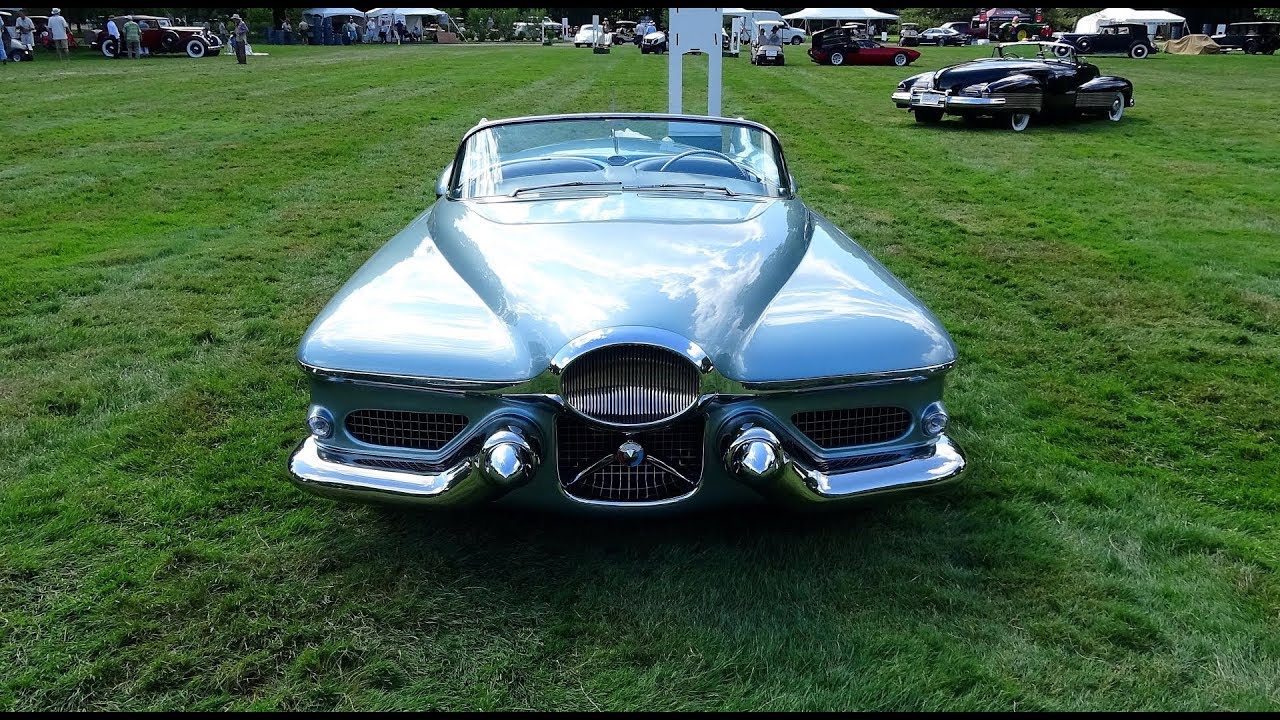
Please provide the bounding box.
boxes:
[561,344,700,426]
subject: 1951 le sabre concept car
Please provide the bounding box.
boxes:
[288,114,966,511]
[892,41,1134,132]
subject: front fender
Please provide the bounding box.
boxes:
[1079,76,1133,101]
[896,71,931,91]
[983,73,1042,94]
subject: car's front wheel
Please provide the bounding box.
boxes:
[790,36,802,45]
[914,108,944,124]
[1007,113,1031,132]
[101,37,118,58]
[1054,44,1072,57]
[893,52,908,66]
[830,51,845,65]
[1129,43,1148,59]
[1107,92,1125,121]
[1077,37,1093,53]
[186,38,207,58]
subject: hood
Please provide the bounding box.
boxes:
[931,58,1051,90]
[298,194,955,384]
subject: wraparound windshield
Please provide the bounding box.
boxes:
[452,117,788,199]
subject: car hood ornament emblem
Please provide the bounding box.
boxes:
[615,440,645,467]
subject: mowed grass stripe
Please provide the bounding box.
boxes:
[0,44,1277,710]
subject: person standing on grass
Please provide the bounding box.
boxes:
[47,8,70,61]
[232,13,248,64]
[0,23,8,64]
[298,18,309,45]
[14,11,34,59]
[106,16,121,58]
[122,15,141,59]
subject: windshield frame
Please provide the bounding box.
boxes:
[442,113,794,202]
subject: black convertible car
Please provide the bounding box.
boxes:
[892,41,1134,132]
[1055,23,1157,59]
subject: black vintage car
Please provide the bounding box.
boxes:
[1211,22,1280,55]
[1056,23,1157,59]
[891,41,1134,132]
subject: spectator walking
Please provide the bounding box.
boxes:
[281,17,291,44]
[0,23,9,64]
[298,18,310,45]
[216,19,227,45]
[46,8,70,61]
[122,15,141,59]
[14,11,35,59]
[231,13,248,63]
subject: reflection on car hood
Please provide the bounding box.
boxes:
[932,58,1062,89]
[299,194,955,383]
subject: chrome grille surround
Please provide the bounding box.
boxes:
[556,414,704,503]
[791,407,913,449]
[345,409,469,450]
[560,343,701,428]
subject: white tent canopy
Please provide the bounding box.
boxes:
[366,8,449,22]
[781,8,899,22]
[1075,8,1186,34]
[302,8,366,19]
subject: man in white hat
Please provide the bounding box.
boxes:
[47,8,71,61]
[231,13,248,64]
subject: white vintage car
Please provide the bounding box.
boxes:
[573,23,612,48]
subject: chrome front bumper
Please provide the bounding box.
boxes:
[288,427,539,507]
[725,426,965,505]
[288,425,965,510]
[893,90,1008,110]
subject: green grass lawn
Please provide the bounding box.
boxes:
[2,43,1278,710]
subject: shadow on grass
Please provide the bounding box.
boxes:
[298,469,1071,653]
[907,112,1153,134]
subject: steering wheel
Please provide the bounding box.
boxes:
[657,149,756,181]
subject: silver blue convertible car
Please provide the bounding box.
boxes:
[288,113,965,511]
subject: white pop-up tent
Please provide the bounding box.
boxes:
[1075,8,1186,36]
[303,7,366,20]
[780,8,899,34]
[366,7,451,32]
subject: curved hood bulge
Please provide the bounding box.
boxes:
[298,194,954,383]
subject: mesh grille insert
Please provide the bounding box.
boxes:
[792,407,912,449]
[557,415,704,503]
[345,410,468,450]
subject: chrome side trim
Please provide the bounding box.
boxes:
[299,359,955,397]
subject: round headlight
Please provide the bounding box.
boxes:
[922,402,949,437]
[307,409,334,439]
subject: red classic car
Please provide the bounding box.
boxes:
[92,15,223,58]
[809,28,920,67]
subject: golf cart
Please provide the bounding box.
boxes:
[750,20,786,66]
